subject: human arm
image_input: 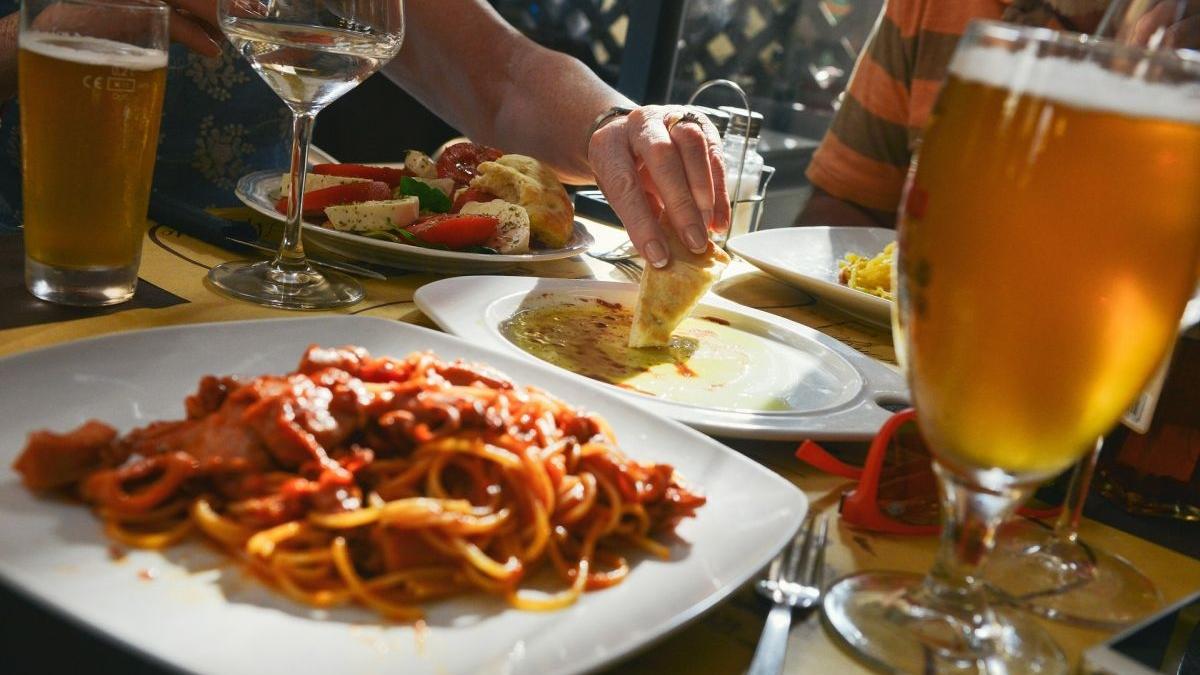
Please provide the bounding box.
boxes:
[0,12,16,100]
[796,186,896,228]
[797,0,923,228]
[383,1,728,266]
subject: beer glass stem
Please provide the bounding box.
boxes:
[273,111,317,274]
[922,463,1034,635]
[1052,438,1102,544]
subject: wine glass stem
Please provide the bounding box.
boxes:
[1052,438,1102,544]
[925,463,1034,614]
[275,110,317,272]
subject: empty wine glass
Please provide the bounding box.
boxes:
[208,0,405,309]
[983,438,1163,629]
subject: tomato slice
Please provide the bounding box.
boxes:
[406,214,498,249]
[451,187,500,213]
[275,180,392,217]
[436,142,503,186]
[311,163,411,188]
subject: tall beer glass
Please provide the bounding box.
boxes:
[20,0,168,306]
[823,22,1200,674]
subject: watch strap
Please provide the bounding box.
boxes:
[586,105,636,150]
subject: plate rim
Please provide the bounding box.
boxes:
[728,226,894,327]
[415,276,909,440]
[0,315,808,675]
[236,169,595,264]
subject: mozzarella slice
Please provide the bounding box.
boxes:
[459,199,530,254]
[404,150,437,179]
[324,197,420,233]
[410,176,455,197]
[280,173,369,198]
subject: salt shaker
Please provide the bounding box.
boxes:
[718,106,766,240]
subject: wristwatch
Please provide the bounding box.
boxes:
[586,105,635,149]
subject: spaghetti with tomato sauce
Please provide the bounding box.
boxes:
[12,346,704,620]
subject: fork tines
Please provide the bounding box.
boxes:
[612,259,643,282]
[766,514,828,604]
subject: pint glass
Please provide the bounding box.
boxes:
[19,0,168,306]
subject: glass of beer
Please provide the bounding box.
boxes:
[978,0,1200,632]
[19,0,168,306]
[822,21,1200,674]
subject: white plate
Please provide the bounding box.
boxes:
[728,226,895,327]
[415,277,908,440]
[235,170,595,274]
[0,317,806,675]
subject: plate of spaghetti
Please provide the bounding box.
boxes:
[0,317,805,675]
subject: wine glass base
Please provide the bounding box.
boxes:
[823,571,1068,675]
[985,519,1163,629]
[207,260,363,310]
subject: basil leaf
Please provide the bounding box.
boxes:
[360,230,400,243]
[397,176,451,213]
[463,245,499,255]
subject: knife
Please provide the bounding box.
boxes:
[148,193,386,281]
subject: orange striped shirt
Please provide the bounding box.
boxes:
[806,0,1008,213]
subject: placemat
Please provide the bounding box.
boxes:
[0,232,186,330]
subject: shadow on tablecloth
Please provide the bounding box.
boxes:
[0,232,186,330]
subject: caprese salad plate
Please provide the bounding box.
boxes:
[236,144,594,274]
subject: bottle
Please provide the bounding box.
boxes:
[718,106,765,241]
[1098,327,1200,520]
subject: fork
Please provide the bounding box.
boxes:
[587,238,637,262]
[748,514,829,675]
[586,240,643,282]
[608,257,643,282]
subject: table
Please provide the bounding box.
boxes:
[1,214,1196,675]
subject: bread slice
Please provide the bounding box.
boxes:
[629,234,730,348]
[470,155,574,248]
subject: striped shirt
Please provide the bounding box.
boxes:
[806,0,1067,213]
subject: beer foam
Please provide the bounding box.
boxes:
[949,43,1200,124]
[20,32,167,70]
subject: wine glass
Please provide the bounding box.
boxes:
[207,0,405,309]
[821,20,1200,674]
[983,438,1163,629]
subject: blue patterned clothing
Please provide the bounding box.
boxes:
[0,12,291,233]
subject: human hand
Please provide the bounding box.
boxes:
[163,0,224,57]
[588,105,730,267]
[22,0,223,63]
[1120,0,1200,49]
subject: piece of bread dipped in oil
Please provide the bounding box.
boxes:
[470,154,574,248]
[629,232,730,348]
